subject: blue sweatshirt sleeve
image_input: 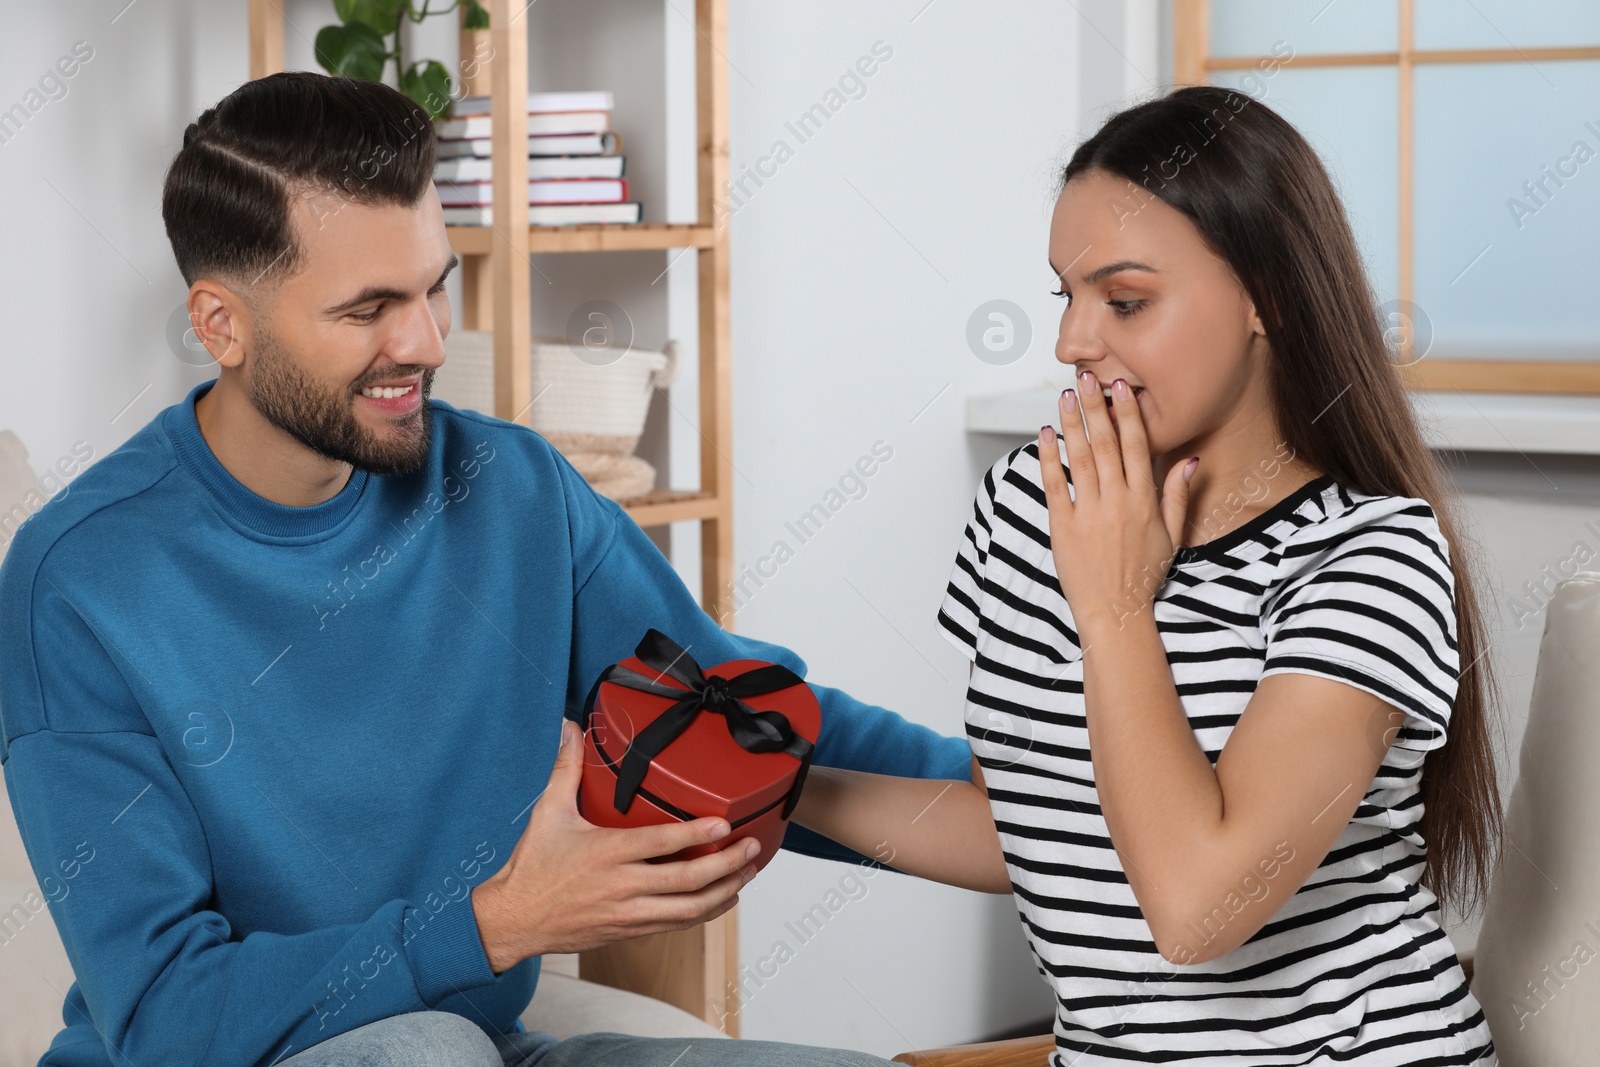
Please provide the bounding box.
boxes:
[0,572,498,1067]
[554,451,971,870]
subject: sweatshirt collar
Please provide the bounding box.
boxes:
[164,379,371,540]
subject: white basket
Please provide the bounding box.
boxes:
[436,329,678,440]
[530,338,677,438]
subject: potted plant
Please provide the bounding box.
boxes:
[314,0,489,119]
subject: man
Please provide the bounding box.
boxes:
[0,71,969,1067]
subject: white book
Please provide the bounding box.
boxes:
[435,179,628,207]
[435,111,610,141]
[436,132,620,158]
[436,139,493,159]
[441,202,643,226]
[433,155,627,182]
[451,91,615,117]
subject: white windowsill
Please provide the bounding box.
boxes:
[965,385,1600,456]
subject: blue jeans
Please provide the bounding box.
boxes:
[274,1011,896,1067]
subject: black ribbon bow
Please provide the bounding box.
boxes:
[595,629,815,821]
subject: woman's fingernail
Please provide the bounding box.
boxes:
[1184,456,1198,482]
[1079,368,1095,386]
[1062,388,1077,411]
[1113,378,1128,399]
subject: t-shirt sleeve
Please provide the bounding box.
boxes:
[1259,496,1459,755]
[935,448,1013,662]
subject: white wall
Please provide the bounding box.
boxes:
[0,0,1568,1055]
[714,1,1084,1051]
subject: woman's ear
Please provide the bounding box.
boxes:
[1246,298,1269,338]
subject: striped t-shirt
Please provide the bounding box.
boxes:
[937,441,1495,1066]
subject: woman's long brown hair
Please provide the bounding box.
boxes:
[1061,85,1503,917]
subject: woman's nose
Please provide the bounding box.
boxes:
[1056,308,1108,366]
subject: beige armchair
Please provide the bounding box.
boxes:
[1473,572,1600,1065]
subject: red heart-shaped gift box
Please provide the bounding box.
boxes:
[576,631,819,875]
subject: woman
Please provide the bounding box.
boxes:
[794,85,1501,1065]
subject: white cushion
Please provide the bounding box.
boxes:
[0,430,43,570]
[0,872,78,1067]
[0,432,71,1067]
[1474,572,1600,1063]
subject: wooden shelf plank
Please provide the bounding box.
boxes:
[619,488,720,527]
[447,223,715,257]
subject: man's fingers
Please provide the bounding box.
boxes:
[612,815,733,863]
[625,889,742,942]
[639,836,760,894]
[638,868,750,927]
[532,719,587,820]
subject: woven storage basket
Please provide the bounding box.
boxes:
[437,329,678,501]
[530,337,677,453]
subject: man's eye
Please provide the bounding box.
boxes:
[350,307,381,323]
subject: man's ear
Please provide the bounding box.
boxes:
[187,280,251,369]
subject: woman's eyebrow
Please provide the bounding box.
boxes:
[1047,258,1158,285]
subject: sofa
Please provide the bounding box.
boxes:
[0,430,723,1066]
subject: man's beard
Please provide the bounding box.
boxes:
[248,323,435,478]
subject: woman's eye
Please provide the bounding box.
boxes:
[1108,299,1145,317]
[1051,289,1070,302]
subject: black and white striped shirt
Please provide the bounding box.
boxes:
[937,441,1495,1066]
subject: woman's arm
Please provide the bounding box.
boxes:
[793,753,1011,894]
[1034,385,1420,966]
[1076,610,1392,965]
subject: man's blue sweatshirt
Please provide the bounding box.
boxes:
[0,379,969,1067]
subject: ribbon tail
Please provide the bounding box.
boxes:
[613,696,702,815]
[780,736,814,821]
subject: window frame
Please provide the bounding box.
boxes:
[1173,0,1600,395]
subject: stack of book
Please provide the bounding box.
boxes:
[434,90,641,226]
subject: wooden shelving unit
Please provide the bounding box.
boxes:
[247,0,740,1034]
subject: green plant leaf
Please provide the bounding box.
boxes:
[402,60,453,119]
[334,0,406,37]
[314,21,387,81]
[462,0,490,30]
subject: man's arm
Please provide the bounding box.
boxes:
[0,576,498,1067]
[556,456,970,871]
